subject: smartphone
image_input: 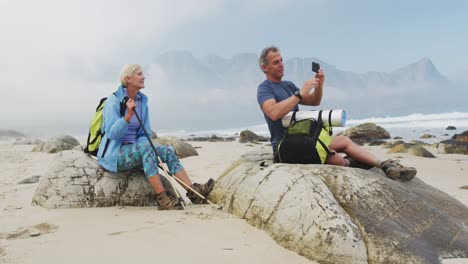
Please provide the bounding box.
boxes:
[312,62,320,73]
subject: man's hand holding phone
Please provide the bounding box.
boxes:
[312,62,325,86]
[300,77,319,96]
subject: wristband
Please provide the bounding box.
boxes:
[293,90,302,100]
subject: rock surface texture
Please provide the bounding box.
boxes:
[209,150,468,264]
[32,150,158,208]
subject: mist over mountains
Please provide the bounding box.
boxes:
[144,51,467,131]
[8,51,467,137]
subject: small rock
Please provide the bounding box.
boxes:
[446,126,456,130]
[28,231,41,237]
[17,175,41,184]
[420,134,435,139]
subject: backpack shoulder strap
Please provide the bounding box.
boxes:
[285,110,298,136]
[327,110,333,135]
[112,92,126,117]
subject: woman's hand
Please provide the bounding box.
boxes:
[124,98,136,123]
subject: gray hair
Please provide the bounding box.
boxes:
[258,46,279,72]
[120,64,143,87]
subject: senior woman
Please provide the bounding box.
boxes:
[97,64,214,210]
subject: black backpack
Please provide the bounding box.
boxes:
[277,110,333,164]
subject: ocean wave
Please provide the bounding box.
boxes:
[159,111,468,143]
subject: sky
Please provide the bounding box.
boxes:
[1,0,467,136]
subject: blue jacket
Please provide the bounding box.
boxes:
[97,85,151,172]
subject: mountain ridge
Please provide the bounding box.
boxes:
[142,51,465,130]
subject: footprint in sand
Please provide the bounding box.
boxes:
[0,223,59,240]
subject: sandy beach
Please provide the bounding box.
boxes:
[1,140,467,264]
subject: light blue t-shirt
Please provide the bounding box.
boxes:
[257,80,300,152]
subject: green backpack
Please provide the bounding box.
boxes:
[278,110,333,164]
[84,93,125,157]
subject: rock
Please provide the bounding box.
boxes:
[152,130,158,139]
[17,175,41,184]
[411,140,426,145]
[32,135,80,153]
[420,133,435,139]
[451,130,468,143]
[340,123,390,144]
[437,140,468,155]
[368,140,386,146]
[186,135,236,142]
[387,143,436,158]
[460,185,468,190]
[239,130,269,143]
[394,136,403,139]
[153,136,198,158]
[32,150,170,208]
[28,231,41,237]
[13,138,43,145]
[210,150,468,264]
[73,145,84,151]
[383,140,406,148]
[446,126,456,130]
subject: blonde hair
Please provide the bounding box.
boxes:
[120,64,143,87]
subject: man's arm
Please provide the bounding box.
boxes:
[261,96,301,121]
[261,78,319,121]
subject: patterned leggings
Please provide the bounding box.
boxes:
[117,143,184,177]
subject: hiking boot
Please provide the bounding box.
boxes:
[381,159,417,182]
[187,178,215,204]
[156,191,182,210]
[344,156,374,170]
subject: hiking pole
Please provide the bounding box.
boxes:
[156,157,219,209]
[164,173,219,208]
[124,97,220,209]
[124,97,186,211]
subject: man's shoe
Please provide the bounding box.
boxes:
[156,191,182,210]
[187,178,215,204]
[381,159,417,182]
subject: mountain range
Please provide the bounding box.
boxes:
[142,51,466,130]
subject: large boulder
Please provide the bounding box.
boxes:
[437,130,468,155]
[387,143,437,158]
[437,140,468,155]
[210,150,468,264]
[32,135,80,153]
[32,150,167,208]
[152,136,198,158]
[340,123,390,144]
[239,130,269,143]
[451,130,468,143]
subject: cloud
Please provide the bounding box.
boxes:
[0,0,224,135]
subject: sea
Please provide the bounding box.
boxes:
[158,111,468,144]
